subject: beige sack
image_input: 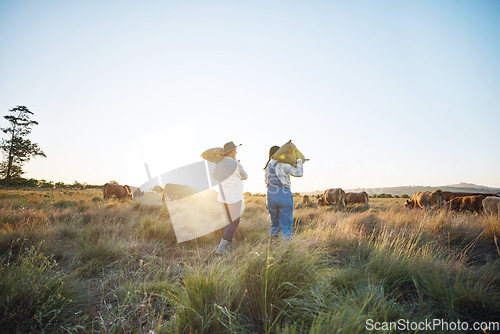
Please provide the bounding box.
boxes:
[201,147,224,163]
[271,140,306,167]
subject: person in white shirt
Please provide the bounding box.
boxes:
[213,141,248,254]
[264,145,303,239]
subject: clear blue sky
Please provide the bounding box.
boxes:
[1,0,499,193]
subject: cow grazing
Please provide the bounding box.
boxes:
[345,192,369,207]
[442,191,499,202]
[449,195,488,214]
[163,183,200,201]
[103,183,132,200]
[483,196,500,215]
[404,190,446,209]
[318,188,346,209]
[303,195,310,205]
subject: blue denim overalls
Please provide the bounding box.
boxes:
[266,161,294,239]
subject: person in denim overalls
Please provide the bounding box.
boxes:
[264,146,304,239]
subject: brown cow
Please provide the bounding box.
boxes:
[483,196,500,215]
[442,191,499,202]
[404,190,446,209]
[448,195,488,214]
[303,195,310,205]
[345,192,369,207]
[103,183,132,200]
[318,188,346,209]
[163,183,200,201]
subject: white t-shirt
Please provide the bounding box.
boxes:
[213,157,248,204]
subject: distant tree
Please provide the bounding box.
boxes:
[401,194,410,199]
[38,179,54,188]
[6,177,38,187]
[1,106,46,186]
[72,181,85,189]
[55,181,66,188]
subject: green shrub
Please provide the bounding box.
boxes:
[376,194,393,198]
[4,178,39,187]
[0,243,79,332]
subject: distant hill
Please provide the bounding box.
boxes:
[303,183,500,197]
[444,182,495,190]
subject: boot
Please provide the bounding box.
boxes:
[215,238,229,255]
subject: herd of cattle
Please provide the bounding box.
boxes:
[404,190,500,215]
[102,183,500,216]
[301,189,370,209]
[308,188,500,215]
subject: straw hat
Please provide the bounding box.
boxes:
[222,141,242,154]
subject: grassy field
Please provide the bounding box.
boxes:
[0,189,499,333]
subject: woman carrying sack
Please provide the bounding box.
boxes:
[264,144,304,239]
[213,141,248,254]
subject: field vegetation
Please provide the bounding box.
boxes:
[0,189,499,333]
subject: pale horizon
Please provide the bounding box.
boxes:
[1,1,499,194]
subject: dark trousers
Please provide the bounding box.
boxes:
[221,201,242,241]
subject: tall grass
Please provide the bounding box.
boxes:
[0,190,499,332]
[239,241,326,333]
[172,263,238,333]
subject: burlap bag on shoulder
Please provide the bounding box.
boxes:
[271,140,306,167]
[201,147,224,163]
